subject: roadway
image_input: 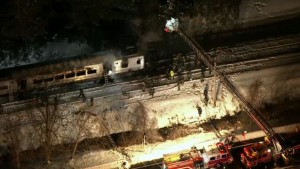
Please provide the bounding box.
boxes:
[130,123,300,169]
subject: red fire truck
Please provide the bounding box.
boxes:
[162,147,203,169]
[202,142,233,169]
[162,142,232,169]
[240,141,274,168]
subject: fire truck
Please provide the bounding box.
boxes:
[202,142,233,169]
[162,147,203,169]
[240,141,275,168]
[162,142,232,169]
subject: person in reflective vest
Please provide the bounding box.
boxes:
[170,70,175,79]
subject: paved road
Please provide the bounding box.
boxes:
[130,124,300,169]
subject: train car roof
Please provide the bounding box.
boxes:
[0,50,141,79]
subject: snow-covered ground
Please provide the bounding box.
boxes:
[1,60,299,168]
[60,62,300,168]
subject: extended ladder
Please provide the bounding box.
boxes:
[178,28,284,145]
[165,20,285,151]
[104,69,109,85]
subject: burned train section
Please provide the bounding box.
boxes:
[0,51,145,101]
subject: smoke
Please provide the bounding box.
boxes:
[267,65,300,103]
[0,40,94,70]
[136,31,163,51]
[180,15,208,35]
[40,40,94,61]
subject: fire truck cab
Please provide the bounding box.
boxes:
[162,147,203,169]
[241,141,273,168]
[202,142,233,169]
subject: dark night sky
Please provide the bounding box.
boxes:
[0,0,241,65]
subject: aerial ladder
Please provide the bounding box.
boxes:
[104,68,109,85]
[164,18,286,154]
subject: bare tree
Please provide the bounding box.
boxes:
[28,94,66,163]
[3,114,23,168]
[126,101,159,145]
[70,107,96,159]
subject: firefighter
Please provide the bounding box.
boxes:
[140,83,146,92]
[149,88,155,98]
[121,161,129,169]
[90,97,94,106]
[191,146,197,152]
[78,89,84,98]
[170,70,175,80]
[187,70,192,80]
[242,131,247,140]
[143,132,147,145]
[196,105,202,116]
[203,84,209,105]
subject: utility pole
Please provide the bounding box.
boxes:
[213,62,217,107]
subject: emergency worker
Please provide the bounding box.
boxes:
[149,88,155,97]
[121,161,129,169]
[79,89,84,98]
[170,70,175,79]
[90,98,94,106]
[187,70,192,80]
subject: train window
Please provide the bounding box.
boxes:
[66,71,75,78]
[121,59,128,68]
[76,70,86,76]
[44,77,54,82]
[87,69,97,74]
[0,86,8,90]
[221,154,227,159]
[136,58,141,65]
[19,80,27,90]
[33,78,43,84]
[55,74,64,80]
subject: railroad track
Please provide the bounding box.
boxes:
[1,52,300,115]
[1,34,300,113]
[208,33,300,62]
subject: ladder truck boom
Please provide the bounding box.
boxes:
[164,18,285,150]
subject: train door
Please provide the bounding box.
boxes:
[121,58,129,69]
[18,79,27,90]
